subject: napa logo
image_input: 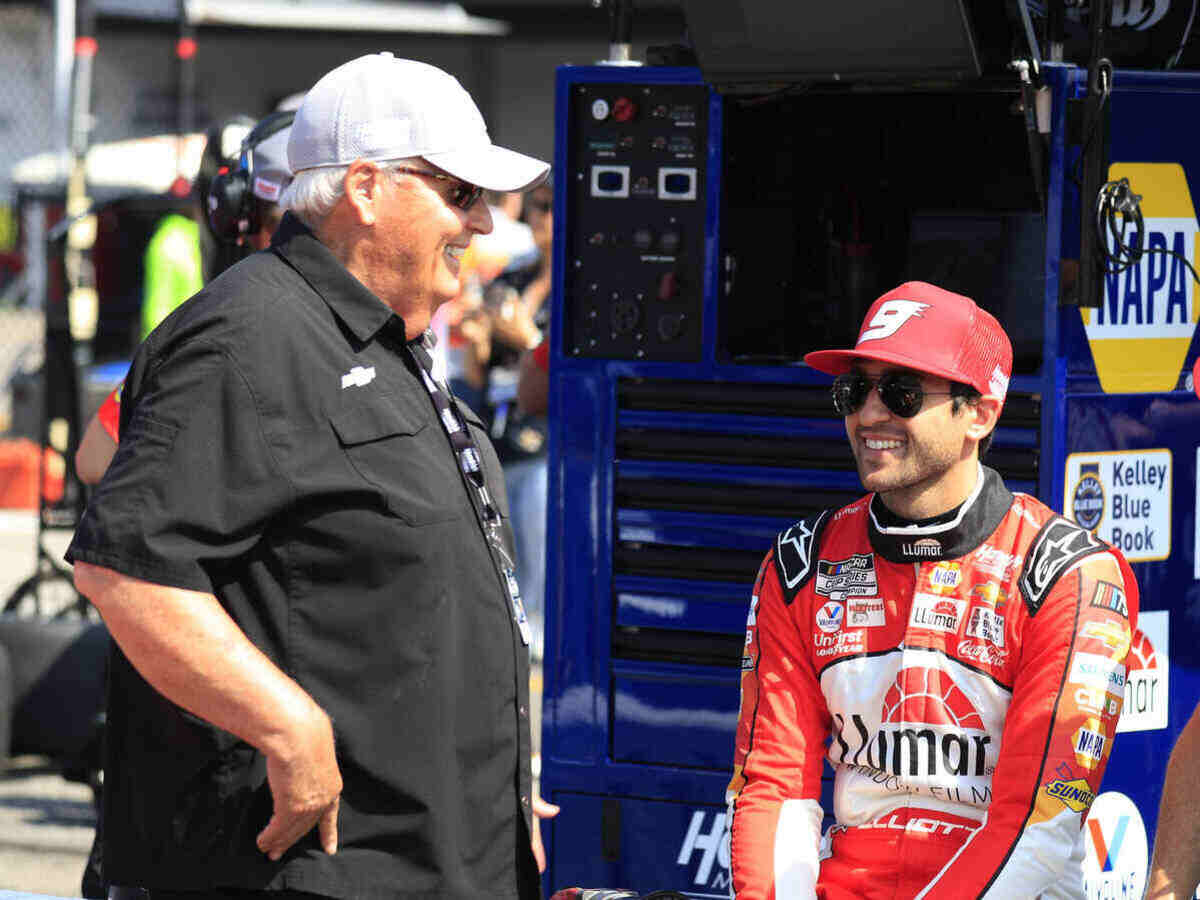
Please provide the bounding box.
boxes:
[1081,162,1200,393]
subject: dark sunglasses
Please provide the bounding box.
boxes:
[392,166,484,211]
[831,371,954,419]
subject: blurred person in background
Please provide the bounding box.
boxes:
[484,179,554,659]
[75,115,293,487]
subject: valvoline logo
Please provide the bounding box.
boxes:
[1082,792,1148,899]
[1081,163,1200,393]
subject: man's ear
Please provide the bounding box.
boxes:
[966,395,1003,442]
[343,160,382,226]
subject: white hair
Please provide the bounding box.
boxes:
[279,165,349,230]
[280,157,423,230]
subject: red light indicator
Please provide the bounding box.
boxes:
[612,97,637,122]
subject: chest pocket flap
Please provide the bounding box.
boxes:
[330,393,461,526]
[330,393,427,444]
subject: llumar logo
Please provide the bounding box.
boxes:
[1080,163,1200,393]
[830,667,993,777]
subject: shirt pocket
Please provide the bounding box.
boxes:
[330,393,462,526]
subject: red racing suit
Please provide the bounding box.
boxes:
[727,466,1139,899]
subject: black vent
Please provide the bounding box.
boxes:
[612,626,744,667]
[614,542,763,583]
[617,377,1042,430]
[616,477,858,519]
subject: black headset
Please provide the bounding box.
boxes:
[207,109,295,244]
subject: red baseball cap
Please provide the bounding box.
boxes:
[804,281,1014,403]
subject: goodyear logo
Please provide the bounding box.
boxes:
[1046,777,1096,813]
[1081,163,1200,393]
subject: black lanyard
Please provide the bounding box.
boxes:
[408,334,530,645]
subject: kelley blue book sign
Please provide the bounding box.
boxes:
[1065,449,1172,563]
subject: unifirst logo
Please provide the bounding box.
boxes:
[1081,163,1200,393]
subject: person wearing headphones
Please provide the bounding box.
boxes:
[74,113,293,487]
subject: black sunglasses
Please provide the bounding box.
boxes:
[831,371,954,419]
[392,166,485,211]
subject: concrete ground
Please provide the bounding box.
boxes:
[0,511,93,898]
[0,510,545,897]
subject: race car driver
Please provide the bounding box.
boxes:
[727,281,1140,899]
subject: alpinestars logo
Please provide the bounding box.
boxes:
[1020,518,1104,613]
[830,667,993,778]
[777,512,827,589]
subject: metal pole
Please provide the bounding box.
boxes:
[1076,0,1110,308]
[53,0,76,158]
[175,0,196,191]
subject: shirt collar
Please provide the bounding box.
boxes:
[866,464,1013,563]
[271,212,404,343]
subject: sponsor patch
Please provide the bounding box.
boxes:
[965,607,1005,647]
[969,582,1008,609]
[816,601,845,634]
[1044,777,1096,813]
[1070,651,1127,693]
[929,562,962,592]
[958,641,1009,667]
[973,545,1020,578]
[1074,684,1122,718]
[846,596,886,627]
[813,629,865,657]
[1090,581,1129,618]
[741,594,759,670]
[901,538,942,559]
[1074,723,1107,769]
[815,553,879,600]
[1080,619,1132,656]
[910,593,966,633]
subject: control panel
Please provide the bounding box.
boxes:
[564,82,708,362]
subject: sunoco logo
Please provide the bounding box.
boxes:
[1073,464,1106,532]
[1081,162,1200,393]
[1045,777,1096,813]
[830,667,992,777]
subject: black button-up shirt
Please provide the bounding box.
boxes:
[67,214,537,899]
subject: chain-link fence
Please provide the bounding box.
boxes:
[0,5,54,209]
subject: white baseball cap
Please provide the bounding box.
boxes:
[250,126,292,203]
[288,53,550,192]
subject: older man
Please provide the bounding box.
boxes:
[68,53,552,899]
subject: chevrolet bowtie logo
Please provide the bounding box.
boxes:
[341,366,376,389]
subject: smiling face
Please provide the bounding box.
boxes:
[380,163,492,324]
[329,160,492,339]
[844,360,982,519]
